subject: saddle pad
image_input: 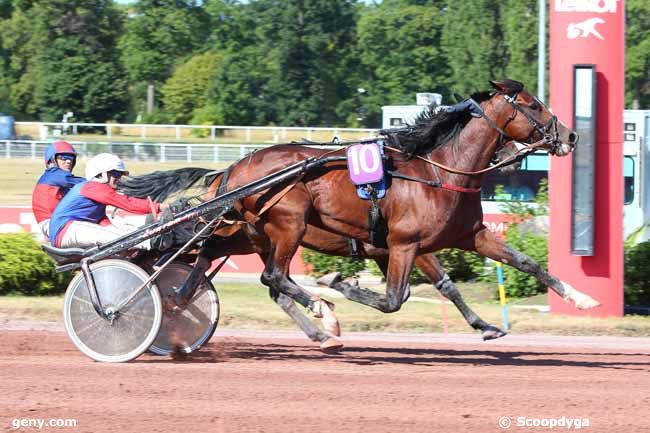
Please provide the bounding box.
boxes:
[347,142,384,185]
[350,141,386,200]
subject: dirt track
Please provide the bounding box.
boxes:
[1,326,649,433]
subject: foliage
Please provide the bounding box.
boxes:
[0,0,647,124]
[161,52,221,123]
[442,0,507,97]
[119,0,209,85]
[499,225,548,298]
[353,1,450,127]
[406,249,485,284]
[0,233,72,295]
[301,249,366,279]
[206,45,274,125]
[624,226,650,306]
[625,0,650,108]
[253,0,358,126]
[1,0,128,121]
[500,0,538,94]
[486,179,549,298]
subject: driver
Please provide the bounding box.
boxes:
[32,140,85,237]
[48,153,166,249]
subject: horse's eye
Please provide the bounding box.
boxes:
[529,101,540,111]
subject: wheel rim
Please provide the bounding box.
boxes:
[149,262,219,355]
[63,259,162,363]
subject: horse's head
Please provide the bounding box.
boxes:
[488,79,577,156]
[493,141,526,174]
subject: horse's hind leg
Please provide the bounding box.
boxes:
[461,227,600,310]
[261,220,343,352]
[270,288,334,345]
[414,254,506,340]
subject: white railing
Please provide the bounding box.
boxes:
[0,140,368,163]
[14,121,378,144]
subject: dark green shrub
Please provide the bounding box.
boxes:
[301,249,367,279]
[624,240,650,306]
[500,226,548,297]
[0,234,72,295]
[483,179,549,298]
[407,249,485,284]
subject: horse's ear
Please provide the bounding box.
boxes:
[489,79,524,95]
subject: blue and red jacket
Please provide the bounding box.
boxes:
[32,167,85,223]
[49,181,160,247]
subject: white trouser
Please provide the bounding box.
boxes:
[39,219,50,238]
[57,221,149,249]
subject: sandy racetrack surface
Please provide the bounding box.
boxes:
[1,326,649,433]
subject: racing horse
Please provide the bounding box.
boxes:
[202,79,598,345]
[120,172,510,348]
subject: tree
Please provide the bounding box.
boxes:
[203,0,257,51]
[1,0,128,121]
[501,0,538,94]
[353,1,450,127]
[161,51,221,123]
[254,0,358,126]
[119,0,210,118]
[626,0,650,109]
[206,45,274,125]
[441,0,507,97]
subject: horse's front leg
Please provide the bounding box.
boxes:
[461,227,600,310]
[414,254,506,340]
[331,244,417,313]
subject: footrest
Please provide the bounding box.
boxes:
[41,244,86,266]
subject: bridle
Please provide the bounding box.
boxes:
[501,93,561,155]
[384,91,560,177]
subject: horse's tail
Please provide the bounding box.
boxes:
[118,167,222,202]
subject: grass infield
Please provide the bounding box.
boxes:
[0,158,226,205]
[1,282,649,337]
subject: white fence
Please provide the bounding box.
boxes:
[0,140,367,163]
[14,121,378,144]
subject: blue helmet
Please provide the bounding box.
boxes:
[44,140,77,168]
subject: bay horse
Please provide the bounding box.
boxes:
[206,79,597,349]
[120,173,510,349]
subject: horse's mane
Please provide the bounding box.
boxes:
[387,90,494,158]
[118,167,221,202]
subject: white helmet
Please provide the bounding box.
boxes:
[85,153,129,182]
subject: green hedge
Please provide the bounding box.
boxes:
[625,239,650,306]
[301,248,367,279]
[0,234,72,296]
[303,246,483,285]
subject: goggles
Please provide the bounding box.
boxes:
[108,170,124,179]
[57,154,76,162]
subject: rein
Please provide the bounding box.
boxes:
[384,138,545,177]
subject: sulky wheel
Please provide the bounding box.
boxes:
[149,262,220,356]
[63,259,163,363]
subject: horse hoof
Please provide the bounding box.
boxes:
[562,281,601,310]
[342,276,360,288]
[320,300,341,337]
[482,326,507,340]
[316,272,342,288]
[320,337,343,354]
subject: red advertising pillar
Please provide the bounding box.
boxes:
[548,0,625,316]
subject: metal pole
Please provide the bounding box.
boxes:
[496,262,510,331]
[538,0,546,102]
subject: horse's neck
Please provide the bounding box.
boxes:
[429,119,501,188]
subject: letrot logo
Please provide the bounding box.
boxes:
[555,0,619,13]
[567,17,605,40]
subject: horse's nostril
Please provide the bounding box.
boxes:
[568,132,578,145]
